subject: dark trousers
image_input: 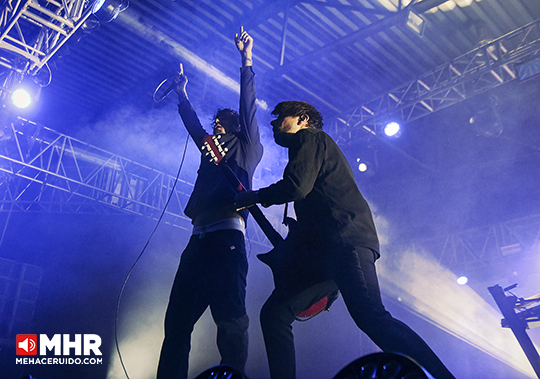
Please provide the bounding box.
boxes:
[157,230,249,379]
[260,245,455,379]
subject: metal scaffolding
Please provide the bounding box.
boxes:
[0,116,288,249]
[329,18,540,144]
[0,0,94,75]
[404,213,540,270]
[0,116,194,229]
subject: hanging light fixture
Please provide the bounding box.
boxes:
[9,75,42,109]
[92,0,129,23]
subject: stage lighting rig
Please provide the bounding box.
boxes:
[0,0,98,75]
[0,0,126,112]
[10,75,42,109]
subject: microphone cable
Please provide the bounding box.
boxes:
[114,133,190,379]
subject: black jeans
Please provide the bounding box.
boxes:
[260,245,455,379]
[157,230,249,379]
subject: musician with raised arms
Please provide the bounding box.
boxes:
[156,26,263,379]
[234,101,456,379]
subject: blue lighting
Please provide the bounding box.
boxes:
[457,276,468,285]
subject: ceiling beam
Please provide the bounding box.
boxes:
[272,0,449,76]
[329,18,540,144]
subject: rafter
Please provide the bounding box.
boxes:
[328,18,540,144]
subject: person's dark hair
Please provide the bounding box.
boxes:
[271,101,323,130]
[212,108,241,133]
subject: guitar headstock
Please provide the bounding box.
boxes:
[202,134,228,164]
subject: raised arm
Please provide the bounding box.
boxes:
[174,63,207,148]
[235,27,262,154]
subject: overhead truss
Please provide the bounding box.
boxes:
[0,117,286,249]
[330,18,540,144]
[0,0,94,75]
[401,213,540,270]
[0,117,194,230]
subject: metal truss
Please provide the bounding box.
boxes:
[0,117,289,250]
[0,119,537,260]
[0,0,94,75]
[330,18,540,144]
[404,213,540,270]
[0,117,195,230]
[0,256,42,345]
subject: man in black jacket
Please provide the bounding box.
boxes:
[235,101,455,379]
[157,27,263,379]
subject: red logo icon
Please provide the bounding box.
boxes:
[16,334,37,355]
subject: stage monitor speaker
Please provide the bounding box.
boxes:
[333,352,434,379]
[194,364,248,379]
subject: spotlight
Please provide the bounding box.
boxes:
[92,0,129,23]
[9,76,42,109]
[406,10,426,37]
[383,121,401,137]
[333,352,434,379]
[11,88,32,109]
[457,276,468,285]
[356,158,374,175]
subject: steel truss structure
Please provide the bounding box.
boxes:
[0,117,287,248]
[329,18,540,144]
[0,256,42,345]
[0,117,194,229]
[0,0,94,75]
[396,213,540,270]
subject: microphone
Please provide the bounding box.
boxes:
[153,75,180,102]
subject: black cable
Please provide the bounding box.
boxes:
[114,134,190,379]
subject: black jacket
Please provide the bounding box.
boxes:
[178,66,263,223]
[258,128,379,254]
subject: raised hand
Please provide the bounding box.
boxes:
[235,26,253,66]
[174,63,189,99]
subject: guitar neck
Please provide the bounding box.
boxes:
[201,135,283,247]
[219,161,283,247]
[247,205,283,247]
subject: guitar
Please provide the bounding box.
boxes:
[202,134,338,320]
